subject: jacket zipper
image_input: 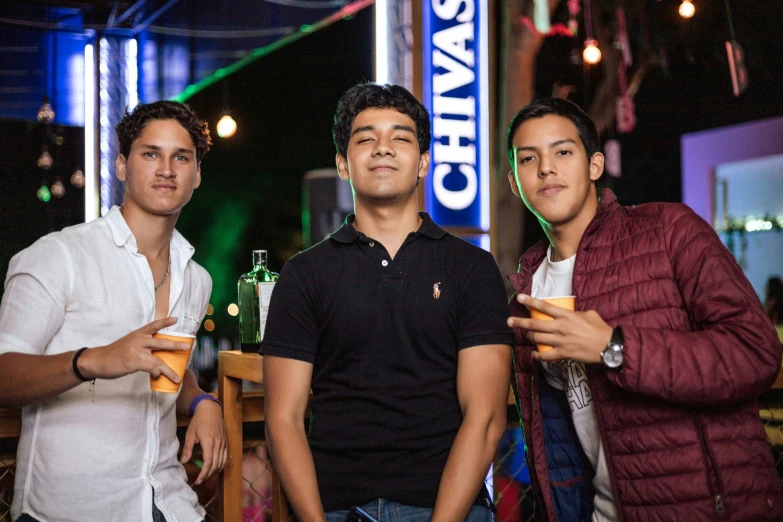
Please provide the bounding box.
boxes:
[527,374,551,522]
[695,416,726,516]
[587,368,625,522]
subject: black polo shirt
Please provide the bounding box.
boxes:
[260,212,513,511]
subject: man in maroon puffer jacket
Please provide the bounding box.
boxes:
[505,97,783,522]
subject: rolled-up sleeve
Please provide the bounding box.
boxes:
[0,236,71,356]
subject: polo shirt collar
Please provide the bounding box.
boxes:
[330,212,447,244]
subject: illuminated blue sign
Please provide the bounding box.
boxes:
[423,0,489,231]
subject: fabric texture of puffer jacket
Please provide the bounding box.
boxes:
[509,189,783,521]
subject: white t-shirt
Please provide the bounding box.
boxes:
[531,246,618,522]
[0,207,211,522]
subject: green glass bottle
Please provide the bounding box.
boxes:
[238,250,279,353]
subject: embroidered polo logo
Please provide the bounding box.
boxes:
[433,282,441,299]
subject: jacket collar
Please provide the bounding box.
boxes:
[330,211,446,244]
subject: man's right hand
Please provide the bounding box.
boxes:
[77,317,191,383]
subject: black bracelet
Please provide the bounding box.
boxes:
[71,347,90,382]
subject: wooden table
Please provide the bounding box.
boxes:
[218,350,266,522]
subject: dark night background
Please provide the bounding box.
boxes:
[2,1,782,339]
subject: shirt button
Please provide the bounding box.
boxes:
[369,241,375,247]
[382,260,388,267]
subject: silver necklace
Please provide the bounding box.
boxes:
[154,252,171,292]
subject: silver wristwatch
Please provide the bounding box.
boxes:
[601,328,624,369]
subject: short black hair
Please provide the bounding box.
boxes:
[332,83,431,158]
[116,100,211,162]
[506,98,598,167]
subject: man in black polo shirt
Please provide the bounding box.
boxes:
[261,83,513,522]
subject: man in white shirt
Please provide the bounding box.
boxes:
[0,100,227,522]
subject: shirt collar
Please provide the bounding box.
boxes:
[103,205,195,262]
[330,212,447,244]
[105,206,134,247]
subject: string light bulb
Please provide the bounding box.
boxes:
[70,169,85,188]
[583,39,602,65]
[51,180,66,198]
[37,149,53,170]
[37,96,55,123]
[216,115,237,138]
[679,0,695,19]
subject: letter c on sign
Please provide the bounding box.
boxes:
[433,163,477,210]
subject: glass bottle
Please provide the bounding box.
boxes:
[238,250,278,353]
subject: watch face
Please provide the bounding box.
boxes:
[603,343,624,368]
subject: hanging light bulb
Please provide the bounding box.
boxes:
[217,114,237,138]
[37,149,53,170]
[37,96,55,124]
[70,169,85,188]
[583,39,602,65]
[51,179,66,198]
[679,0,695,18]
[37,184,52,202]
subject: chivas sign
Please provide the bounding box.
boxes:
[423,0,489,231]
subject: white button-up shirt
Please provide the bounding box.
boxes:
[0,207,212,522]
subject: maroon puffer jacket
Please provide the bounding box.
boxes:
[509,190,783,521]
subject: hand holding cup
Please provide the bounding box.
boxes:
[527,296,575,352]
[149,331,195,393]
[75,317,191,384]
[507,294,613,364]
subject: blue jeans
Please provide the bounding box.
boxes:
[324,498,492,522]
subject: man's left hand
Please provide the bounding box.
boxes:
[181,399,227,486]
[507,294,613,364]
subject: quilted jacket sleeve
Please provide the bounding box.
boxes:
[606,204,782,406]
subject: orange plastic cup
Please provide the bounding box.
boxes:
[150,332,195,393]
[528,296,575,352]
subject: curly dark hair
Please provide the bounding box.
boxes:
[506,97,598,167]
[332,83,431,158]
[116,100,211,162]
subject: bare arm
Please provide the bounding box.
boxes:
[176,369,205,416]
[264,355,324,522]
[0,317,190,409]
[0,351,84,408]
[431,344,512,522]
[177,369,227,486]
[0,236,189,408]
